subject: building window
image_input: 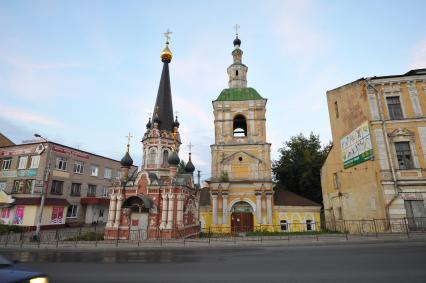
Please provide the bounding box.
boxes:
[162,150,169,165]
[386,96,404,120]
[115,170,122,179]
[99,209,104,218]
[55,157,67,171]
[333,172,339,190]
[236,70,239,76]
[1,158,12,170]
[101,186,108,198]
[70,183,81,196]
[148,149,156,165]
[12,180,34,194]
[74,161,84,174]
[0,181,6,192]
[29,155,40,169]
[104,168,112,179]
[17,156,28,170]
[51,180,64,195]
[90,165,99,177]
[306,220,314,231]
[395,141,414,169]
[233,114,247,137]
[280,220,288,231]
[334,101,339,118]
[66,205,78,218]
[87,184,96,197]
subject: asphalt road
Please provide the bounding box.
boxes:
[1,241,425,283]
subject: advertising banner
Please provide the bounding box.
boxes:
[341,121,374,169]
[51,207,64,224]
[1,208,11,224]
[13,206,24,225]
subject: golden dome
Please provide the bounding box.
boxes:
[160,44,173,62]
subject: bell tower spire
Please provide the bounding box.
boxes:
[227,24,248,89]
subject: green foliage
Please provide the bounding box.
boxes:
[220,171,229,182]
[66,231,104,241]
[0,224,24,235]
[272,133,331,204]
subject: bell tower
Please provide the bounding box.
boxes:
[209,28,274,229]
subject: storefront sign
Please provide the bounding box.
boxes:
[52,145,90,160]
[341,121,374,169]
[0,169,38,178]
[13,206,24,225]
[0,147,35,157]
[51,207,64,224]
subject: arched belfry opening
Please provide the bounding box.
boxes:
[233,114,247,137]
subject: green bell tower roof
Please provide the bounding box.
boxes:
[215,87,264,101]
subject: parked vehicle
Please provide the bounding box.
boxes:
[0,255,48,283]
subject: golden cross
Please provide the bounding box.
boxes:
[233,24,240,36]
[164,29,172,43]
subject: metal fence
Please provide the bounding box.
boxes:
[0,217,425,248]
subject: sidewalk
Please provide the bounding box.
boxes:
[1,232,425,251]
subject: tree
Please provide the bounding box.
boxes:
[272,133,331,204]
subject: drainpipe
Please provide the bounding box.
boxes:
[366,78,400,221]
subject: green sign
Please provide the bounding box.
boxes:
[341,121,374,169]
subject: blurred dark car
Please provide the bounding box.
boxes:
[0,255,48,283]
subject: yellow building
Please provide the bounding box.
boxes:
[201,33,321,233]
[321,69,426,231]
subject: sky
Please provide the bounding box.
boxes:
[1,0,426,180]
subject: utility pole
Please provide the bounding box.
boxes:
[34,134,52,240]
[197,170,201,187]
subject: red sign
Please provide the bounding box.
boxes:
[52,145,90,160]
[51,207,64,224]
[131,219,139,227]
[0,147,35,157]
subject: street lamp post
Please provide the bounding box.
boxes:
[34,134,52,239]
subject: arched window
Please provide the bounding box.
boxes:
[148,148,156,165]
[162,150,169,165]
[233,114,247,137]
[236,70,239,76]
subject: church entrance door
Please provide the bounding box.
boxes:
[231,201,254,232]
[130,213,149,240]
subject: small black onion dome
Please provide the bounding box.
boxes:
[168,150,180,166]
[185,157,195,173]
[146,117,152,129]
[233,36,241,47]
[173,116,180,128]
[120,151,133,167]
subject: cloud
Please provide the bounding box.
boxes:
[0,105,64,128]
[410,39,426,69]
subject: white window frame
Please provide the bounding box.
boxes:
[70,183,81,196]
[90,165,99,177]
[55,157,67,171]
[66,205,78,218]
[1,158,12,170]
[87,184,97,197]
[101,186,108,198]
[74,161,84,174]
[29,155,40,169]
[104,168,112,179]
[384,92,406,120]
[0,181,6,192]
[17,156,28,170]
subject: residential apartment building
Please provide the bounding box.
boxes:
[321,69,426,231]
[0,140,136,229]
